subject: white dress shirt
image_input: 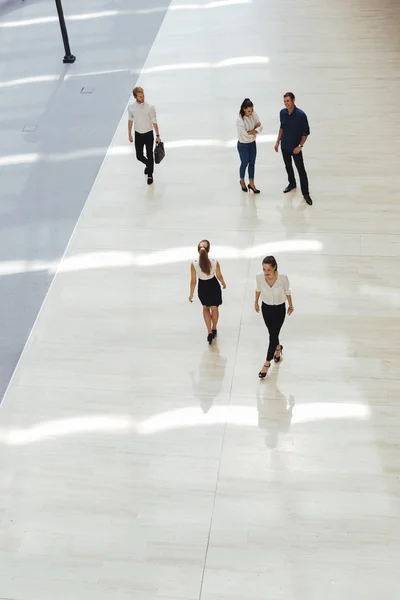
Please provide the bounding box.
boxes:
[127,101,157,134]
[237,112,263,143]
[193,258,217,280]
[256,273,291,305]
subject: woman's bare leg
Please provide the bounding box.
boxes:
[202,306,213,334]
[210,306,219,330]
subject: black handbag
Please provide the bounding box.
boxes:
[154,140,165,164]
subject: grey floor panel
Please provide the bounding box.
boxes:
[0,0,171,401]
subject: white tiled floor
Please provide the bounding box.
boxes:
[1,0,400,598]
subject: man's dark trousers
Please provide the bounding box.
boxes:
[282,149,309,196]
[135,131,154,176]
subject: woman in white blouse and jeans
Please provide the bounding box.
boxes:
[255,256,294,378]
[237,98,263,193]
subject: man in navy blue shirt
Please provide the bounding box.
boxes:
[275,92,313,206]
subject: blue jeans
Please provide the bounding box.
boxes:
[237,141,257,179]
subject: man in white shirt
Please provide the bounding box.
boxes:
[128,87,161,185]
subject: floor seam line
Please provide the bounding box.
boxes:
[198,229,255,600]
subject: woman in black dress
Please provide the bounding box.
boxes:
[189,240,226,344]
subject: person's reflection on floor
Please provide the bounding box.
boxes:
[278,195,309,233]
[240,195,261,230]
[257,374,295,449]
[190,345,227,413]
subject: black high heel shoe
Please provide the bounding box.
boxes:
[207,333,213,344]
[212,329,217,338]
[274,345,283,363]
[240,181,248,192]
[258,362,270,378]
[248,184,260,194]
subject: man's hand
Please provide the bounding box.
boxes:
[156,135,161,142]
[254,303,260,313]
[293,146,301,155]
[274,142,280,153]
[129,134,133,143]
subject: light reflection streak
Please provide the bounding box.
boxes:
[0,1,251,28]
[66,69,129,79]
[3,403,371,445]
[0,241,323,278]
[0,75,59,89]
[0,56,269,89]
[138,403,371,435]
[0,136,275,167]
[138,0,251,12]
[0,53,266,89]
[5,416,131,445]
[141,56,269,74]
[172,0,251,7]
[0,153,39,167]
[164,134,276,148]
[0,53,267,90]
[0,71,128,90]
[0,11,118,28]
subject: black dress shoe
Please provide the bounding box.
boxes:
[147,176,153,185]
[283,184,296,193]
[304,194,313,205]
[212,329,217,338]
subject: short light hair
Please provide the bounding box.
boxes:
[133,86,144,98]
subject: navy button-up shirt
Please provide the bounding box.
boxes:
[280,107,310,152]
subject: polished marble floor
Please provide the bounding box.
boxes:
[1,0,400,598]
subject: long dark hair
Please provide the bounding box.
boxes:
[239,98,254,118]
[198,239,211,275]
[262,255,278,271]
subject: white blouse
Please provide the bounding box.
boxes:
[193,257,217,280]
[237,112,263,143]
[255,273,291,305]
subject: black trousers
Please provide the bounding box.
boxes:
[282,149,309,196]
[261,302,286,362]
[135,131,154,176]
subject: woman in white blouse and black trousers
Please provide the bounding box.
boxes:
[236,98,262,193]
[255,256,294,378]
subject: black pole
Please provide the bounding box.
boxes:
[54,0,76,63]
